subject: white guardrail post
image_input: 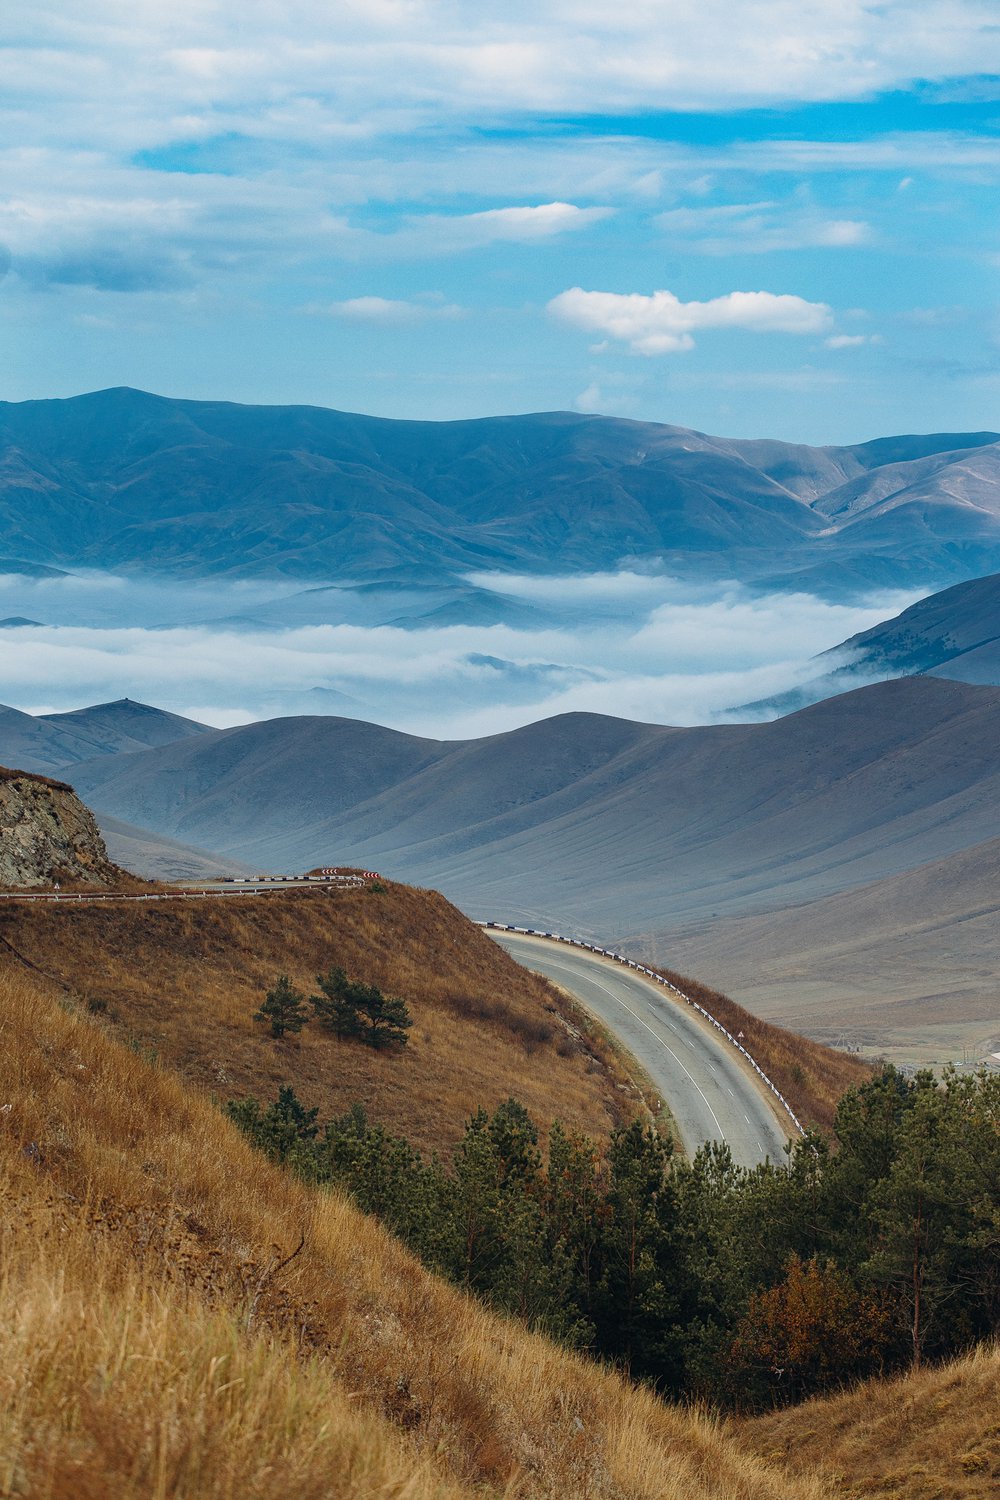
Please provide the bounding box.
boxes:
[477,921,805,1138]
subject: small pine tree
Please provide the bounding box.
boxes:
[311,967,365,1039]
[358,985,412,1050]
[311,966,412,1049]
[254,974,310,1038]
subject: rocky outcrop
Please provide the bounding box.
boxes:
[0,767,126,888]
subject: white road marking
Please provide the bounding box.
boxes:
[528,953,725,1138]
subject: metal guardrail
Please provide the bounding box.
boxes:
[0,876,371,903]
[479,921,806,1138]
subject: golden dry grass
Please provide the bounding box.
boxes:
[0,883,640,1157]
[737,1342,1000,1499]
[651,965,872,1133]
[0,959,837,1500]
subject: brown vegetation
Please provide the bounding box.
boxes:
[0,764,72,792]
[0,958,836,1499]
[649,963,872,1133]
[738,1341,1000,1499]
[0,882,641,1157]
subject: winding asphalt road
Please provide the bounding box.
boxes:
[3,876,789,1168]
[490,931,790,1169]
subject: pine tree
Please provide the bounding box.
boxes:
[311,967,412,1049]
[254,974,310,1038]
[357,984,412,1049]
[226,1085,319,1162]
[311,967,365,1039]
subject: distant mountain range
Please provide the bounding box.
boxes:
[2,387,999,594]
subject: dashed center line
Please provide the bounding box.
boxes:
[528,955,725,1138]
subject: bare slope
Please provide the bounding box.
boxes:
[653,832,1000,1064]
[67,677,1000,937]
[99,813,255,880]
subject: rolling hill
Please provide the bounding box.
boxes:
[57,675,1000,1060]
[63,676,1000,924]
[2,387,999,593]
[0,696,209,776]
[657,831,1000,1062]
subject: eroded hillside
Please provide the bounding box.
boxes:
[0,765,128,890]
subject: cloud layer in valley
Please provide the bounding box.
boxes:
[0,570,920,738]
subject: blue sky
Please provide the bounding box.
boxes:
[2,1,999,442]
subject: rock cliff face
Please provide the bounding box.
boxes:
[0,767,125,888]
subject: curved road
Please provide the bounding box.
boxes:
[490,931,789,1169]
[3,877,788,1168]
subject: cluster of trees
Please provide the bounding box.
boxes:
[226,1065,1000,1409]
[254,968,412,1050]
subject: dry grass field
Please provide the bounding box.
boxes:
[738,1342,1000,1499]
[0,958,837,1500]
[1,889,991,1499]
[0,883,643,1158]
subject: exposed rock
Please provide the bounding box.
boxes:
[0,767,127,888]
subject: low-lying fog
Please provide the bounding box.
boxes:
[0,569,920,736]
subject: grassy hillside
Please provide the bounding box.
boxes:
[738,1342,1000,1499]
[0,882,641,1157]
[0,957,834,1499]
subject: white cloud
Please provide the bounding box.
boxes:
[9,2,1000,127]
[825,332,883,348]
[654,201,871,254]
[573,381,605,412]
[401,202,615,251]
[570,380,636,414]
[0,570,922,738]
[460,203,611,238]
[311,295,464,322]
[549,286,834,355]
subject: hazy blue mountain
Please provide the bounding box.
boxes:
[831,571,1000,684]
[98,814,254,882]
[2,387,999,594]
[733,569,1000,716]
[64,679,1000,941]
[0,697,209,775]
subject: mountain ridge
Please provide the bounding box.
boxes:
[3,387,999,592]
